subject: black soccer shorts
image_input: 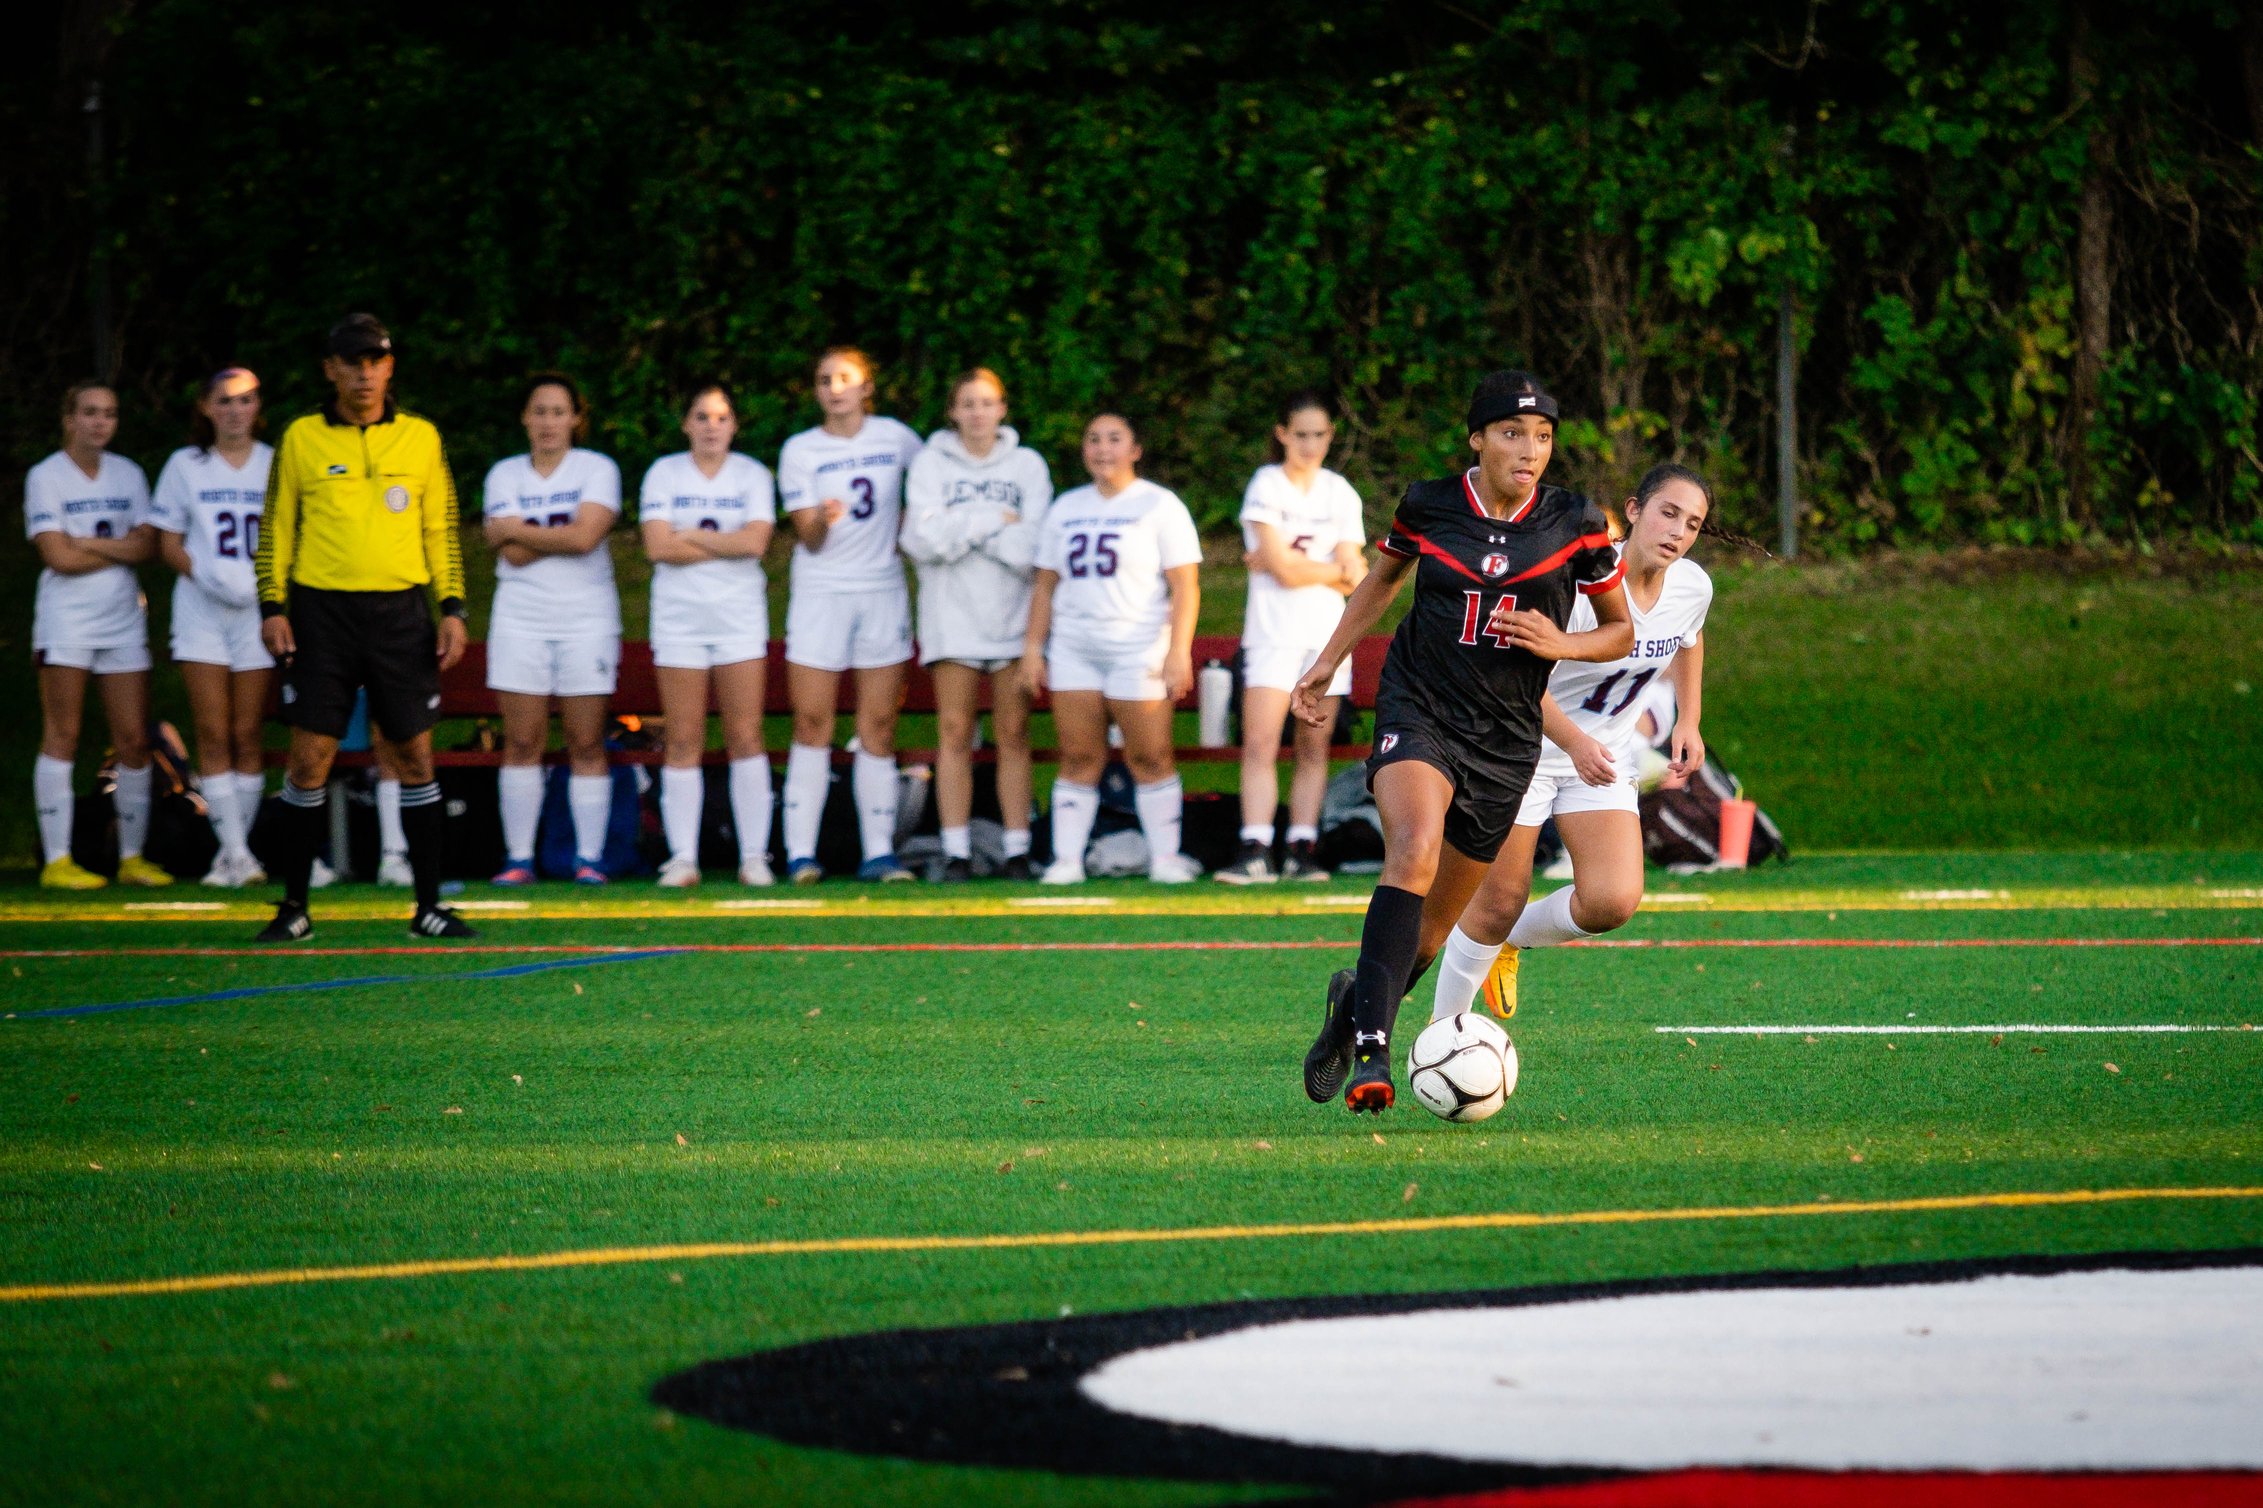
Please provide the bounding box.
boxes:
[1365,721,1538,865]
[278,585,442,742]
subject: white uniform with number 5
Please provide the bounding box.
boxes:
[152,442,274,672]
[1516,549,1711,823]
[1039,479,1203,701]
[779,417,922,672]
[1238,462,1364,696]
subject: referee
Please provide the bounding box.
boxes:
[252,314,476,941]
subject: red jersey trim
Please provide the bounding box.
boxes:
[1578,557,1628,596]
[1388,524,1484,582]
[1504,531,1613,585]
[1460,469,1538,524]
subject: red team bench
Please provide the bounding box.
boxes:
[297,633,1396,769]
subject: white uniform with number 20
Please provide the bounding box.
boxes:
[1039,479,1203,701]
[1516,550,1712,823]
[152,442,274,672]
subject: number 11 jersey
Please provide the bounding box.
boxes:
[1544,550,1711,762]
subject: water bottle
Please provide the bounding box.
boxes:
[1198,660,1234,747]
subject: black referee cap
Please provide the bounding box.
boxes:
[327,313,393,360]
[1466,370,1559,434]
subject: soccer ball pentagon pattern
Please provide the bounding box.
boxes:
[1407,1012,1518,1122]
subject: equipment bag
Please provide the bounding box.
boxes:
[1638,755,1789,869]
[537,765,655,879]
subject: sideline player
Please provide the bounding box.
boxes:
[482,373,622,885]
[777,348,924,883]
[252,314,474,941]
[28,381,168,889]
[153,367,274,887]
[900,367,1053,881]
[1429,464,1713,1021]
[1020,413,1203,885]
[1291,370,1632,1112]
[639,383,777,887]
[1216,391,1367,884]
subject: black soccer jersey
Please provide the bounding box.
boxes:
[1372,471,1623,755]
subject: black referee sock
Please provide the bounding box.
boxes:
[277,779,327,907]
[398,781,444,912]
[1351,884,1426,1050]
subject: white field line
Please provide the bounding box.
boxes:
[711,898,824,910]
[1009,896,1119,907]
[1900,889,2007,900]
[121,901,228,912]
[1643,893,1713,904]
[1658,1023,2253,1036]
[2211,887,2263,898]
[446,899,531,911]
[1302,896,1370,906]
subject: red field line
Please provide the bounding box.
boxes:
[3,937,2258,960]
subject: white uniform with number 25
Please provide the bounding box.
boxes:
[152,442,274,672]
[1238,462,1363,697]
[483,449,623,696]
[1039,479,1203,701]
[1517,549,1712,823]
[778,417,922,672]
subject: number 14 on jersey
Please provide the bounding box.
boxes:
[1456,590,1521,649]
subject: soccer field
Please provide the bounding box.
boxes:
[4,853,2261,1505]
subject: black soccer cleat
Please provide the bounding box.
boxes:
[1303,967,1357,1103]
[933,856,973,884]
[1344,1032,1395,1114]
[410,904,478,940]
[996,854,1032,882]
[255,900,312,943]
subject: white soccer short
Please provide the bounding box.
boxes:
[650,636,769,672]
[37,641,152,675]
[1048,629,1170,702]
[1242,640,1351,698]
[785,586,912,673]
[169,586,273,673]
[1515,756,1640,826]
[486,630,620,697]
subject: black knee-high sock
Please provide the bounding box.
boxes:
[398,781,444,911]
[278,779,326,906]
[1352,885,1426,1048]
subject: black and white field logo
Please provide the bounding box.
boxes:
[653,1249,2263,1506]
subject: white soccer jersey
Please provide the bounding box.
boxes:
[150,443,273,611]
[777,416,922,594]
[25,449,151,650]
[639,451,776,644]
[1543,551,1712,759]
[1038,479,1204,648]
[484,449,623,638]
[1238,463,1364,649]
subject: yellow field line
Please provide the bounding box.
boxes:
[6,1184,2257,1305]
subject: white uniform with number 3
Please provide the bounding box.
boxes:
[779,417,922,673]
[1238,463,1364,696]
[484,449,623,696]
[1516,551,1712,824]
[26,450,153,674]
[1040,479,1203,701]
[641,451,777,670]
[152,442,274,672]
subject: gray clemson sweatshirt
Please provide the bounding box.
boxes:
[900,426,1055,664]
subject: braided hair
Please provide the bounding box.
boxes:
[1626,462,1774,558]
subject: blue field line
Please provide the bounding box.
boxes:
[9,948,690,1020]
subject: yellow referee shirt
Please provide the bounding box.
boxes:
[255,398,467,613]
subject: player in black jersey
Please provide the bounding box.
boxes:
[1290,371,1633,1112]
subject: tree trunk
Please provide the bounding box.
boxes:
[2244,3,2263,154]
[2064,3,2113,530]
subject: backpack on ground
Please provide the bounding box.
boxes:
[1638,755,1789,869]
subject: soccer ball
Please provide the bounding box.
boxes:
[1407,1013,1518,1123]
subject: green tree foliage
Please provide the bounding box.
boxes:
[5,0,2258,545]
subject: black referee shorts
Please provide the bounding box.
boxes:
[278,585,441,743]
[1365,721,1537,865]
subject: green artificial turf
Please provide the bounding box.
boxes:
[2,857,2260,1505]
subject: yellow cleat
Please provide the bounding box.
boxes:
[1480,946,1519,1020]
[40,856,109,890]
[114,855,175,888]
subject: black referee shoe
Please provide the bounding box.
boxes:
[255,900,312,943]
[410,904,478,940]
[1302,967,1356,1103]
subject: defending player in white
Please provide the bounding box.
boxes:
[1429,463,1714,1022]
[152,368,274,887]
[28,382,168,889]
[777,347,925,883]
[482,373,622,885]
[640,384,778,887]
[899,367,1053,881]
[1217,392,1367,884]
[1021,413,1204,884]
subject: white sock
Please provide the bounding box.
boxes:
[1287,823,1318,845]
[782,744,830,863]
[1001,826,1030,858]
[499,765,544,864]
[1432,924,1507,1022]
[1048,780,1098,872]
[852,750,899,862]
[659,766,703,867]
[941,824,971,860]
[1239,823,1273,845]
[206,772,248,861]
[377,778,406,858]
[231,773,265,859]
[35,755,74,864]
[1135,777,1183,864]
[729,756,774,867]
[568,774,612,866]
[113,762,153,860]
[1507,886,1596,949]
